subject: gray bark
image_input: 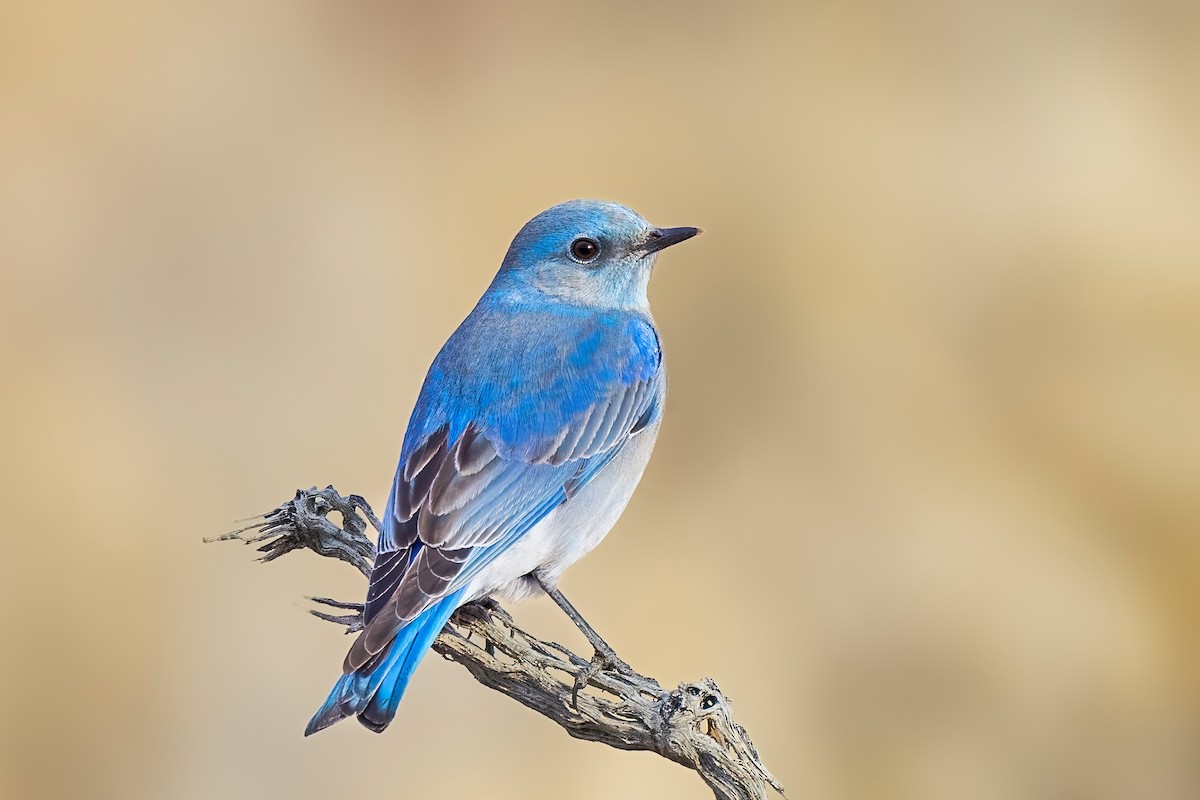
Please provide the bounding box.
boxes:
[208,486,785,800]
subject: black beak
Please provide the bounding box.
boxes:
[640,226,701,255]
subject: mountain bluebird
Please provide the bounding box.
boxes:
[306,199,699,734]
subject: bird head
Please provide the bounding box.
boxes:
[491,199,700,310]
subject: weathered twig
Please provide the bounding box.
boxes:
[208,485,784,800]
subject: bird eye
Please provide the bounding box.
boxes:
[569,237,601,263]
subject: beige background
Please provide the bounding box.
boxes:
[2,1,1198,799]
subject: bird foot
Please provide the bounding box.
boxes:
[453,597,513,627]
[570,646,637,707]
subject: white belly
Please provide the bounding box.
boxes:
[463,417,661,603]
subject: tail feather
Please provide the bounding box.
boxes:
[305,590,465,736]
[357,602,457,732]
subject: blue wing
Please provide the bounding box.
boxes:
[346,302,663,673]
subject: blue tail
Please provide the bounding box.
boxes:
[305,590,465,735]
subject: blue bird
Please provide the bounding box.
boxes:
[306,199,699,734]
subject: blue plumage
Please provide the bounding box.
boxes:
[306,590,466,735]
[404,306,660,463]
[305,200,698,735]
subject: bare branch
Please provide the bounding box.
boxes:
[209,486,784,800]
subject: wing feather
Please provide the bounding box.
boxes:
[454,425,497,475]
[346,308,663,673]
[549,404,595,465]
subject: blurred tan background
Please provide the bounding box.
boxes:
[2,1,1198,798]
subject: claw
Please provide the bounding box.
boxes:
[453,597,513,627]
[570,647,637,708]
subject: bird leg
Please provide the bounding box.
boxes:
[534,576,626,664]
[534,576,636,704]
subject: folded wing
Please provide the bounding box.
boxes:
[347,309,662,673]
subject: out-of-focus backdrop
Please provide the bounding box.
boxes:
[2,1,1198,798]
